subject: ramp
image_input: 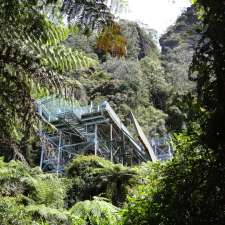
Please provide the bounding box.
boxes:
[104,102,142,151]
[130,111,157,162]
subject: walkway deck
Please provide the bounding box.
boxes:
[36,97,155,172]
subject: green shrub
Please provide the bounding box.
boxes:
[66,155,114,177]
[28,175,68,208]
[0,158,68,209]
[65,155,137,207]
[69,198,121,225]
[0,158,35,197]
[26,204,69,225]
[0,197,32,225]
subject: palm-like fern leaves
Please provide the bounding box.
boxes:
[69,198,120,225]
[0,0,97,160]
[61,0,114,30]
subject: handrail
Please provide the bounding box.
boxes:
[104,102,143,153]
[37,98,145,160]
[130,111,157,162]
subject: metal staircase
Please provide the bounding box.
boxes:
[37,97,152,173]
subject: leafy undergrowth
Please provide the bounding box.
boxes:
[69,197,120,225]
[65,155,137,207]
[0,156,146,225]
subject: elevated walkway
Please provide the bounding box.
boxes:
[36,97,155,172]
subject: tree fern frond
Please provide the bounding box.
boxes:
[0,0,101,158]
[42,19,70,45]
[69,199,120,225]
[61,0,114,30]
[23,32,97,72]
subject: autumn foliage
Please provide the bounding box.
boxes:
[97,23,127,57]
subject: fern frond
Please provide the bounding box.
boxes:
[0,0,98,153]
[69,199,120,225]
[6,24,97,72]
[61,0,114,30]
[42,19,70,45]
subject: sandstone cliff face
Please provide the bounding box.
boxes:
[119,20,159,60]
[160,6,202,92]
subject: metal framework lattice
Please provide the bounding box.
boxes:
[37,97,151,173]
[150,134,173,161]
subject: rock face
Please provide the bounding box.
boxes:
[119,20,159,60]
[160,6,202,92]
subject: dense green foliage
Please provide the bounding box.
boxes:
[0,0,97,162]
[0,0,176,165]
[0,156,134,225]
[0,157,69,224]
[121,1,225,225]
[64,18,175,136]
[1,0,225,225]
[120,20,159,60]
[69,198,120,225]
[66,155,136,207]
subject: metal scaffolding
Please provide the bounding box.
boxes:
[36,97,153,172]
[150,134,173,161]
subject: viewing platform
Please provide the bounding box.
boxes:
[36,97,157,172]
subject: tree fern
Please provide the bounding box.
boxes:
[28,174,68,208]
[24,33,96,72]
[0,197,32,225]
[66,155,137,207]
[0,0,98,159]
[69,198,121,225]
[61,0,113,30]
[0,157,33,196]
[26,204,69,225]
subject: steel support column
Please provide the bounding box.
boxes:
[56,132,62,175]
[94,124,98,156]
[110,124,113,161]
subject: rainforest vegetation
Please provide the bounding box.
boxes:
[0,0,225,224]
